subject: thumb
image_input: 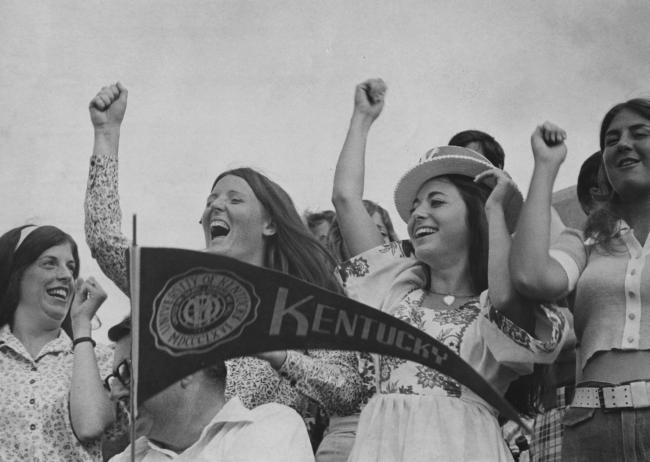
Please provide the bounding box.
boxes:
[116,82,128,101]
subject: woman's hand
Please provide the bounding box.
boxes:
[89,82,128,131]
[531,121,567,168]
[70,277,107,336]
[475,168,519,215]
[256,350,288,370]
[352,78,386,123]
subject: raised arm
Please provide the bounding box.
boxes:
[331,79,387,256]
[85,83,130,295]
[510,122,571,300]
[69,277,114,441]
[476,168,534,332]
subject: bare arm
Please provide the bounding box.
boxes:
[477,169,534,332]
[69,278,114,441]
[331,79,387,256]
[510,122,572,300]
[85,83,130,295]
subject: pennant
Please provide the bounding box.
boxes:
[129,246,529,430]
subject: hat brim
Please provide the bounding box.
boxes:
[394,154,523,233]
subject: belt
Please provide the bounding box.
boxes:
[571,381,650,409]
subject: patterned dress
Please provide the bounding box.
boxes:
[0,326,114,461]
[84,154,364,439]
[341,242,568,462]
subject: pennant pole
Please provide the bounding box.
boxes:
[128,215,140,462]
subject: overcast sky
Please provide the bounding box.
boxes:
[2,0,650,342]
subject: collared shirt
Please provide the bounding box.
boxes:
[0,324,113,462]
[550,222,650,374]
[109,397,315,462]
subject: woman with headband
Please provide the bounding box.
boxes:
[0,225,115,461]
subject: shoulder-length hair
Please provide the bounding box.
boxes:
[0,225,80,328]
[584,98,650,248]
[327,199,400,263]
[212,168,342,294]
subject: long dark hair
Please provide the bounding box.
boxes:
[212,168,342,294]
[425,175,539,416]
[584,98,650,249]
[437,175,490,294]
[327,199,399,263]
[0,225,80,328]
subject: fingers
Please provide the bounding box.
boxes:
[89,82,127,111]
[73,276,107,304]
[474,168,509,185]
[538,121,567,146]
[364,78,387,104]
[355,78,387,105]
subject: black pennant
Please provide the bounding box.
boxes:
[129,246,529,431]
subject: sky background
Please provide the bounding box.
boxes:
[2,0,650,342]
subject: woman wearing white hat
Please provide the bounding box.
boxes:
[331,79,569,461]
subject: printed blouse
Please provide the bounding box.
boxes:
[85,153,363,418]
[340,242,568,404]
[0,326,113,462]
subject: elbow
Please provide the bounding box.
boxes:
[331,191,350,209]
[510,271,549,300]
[74,422,107,443]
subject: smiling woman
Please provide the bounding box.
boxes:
[327,79,568,462]
[511,101,650,461]
[0,225,116,461]
[85,83,363,450]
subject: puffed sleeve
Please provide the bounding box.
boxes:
[85,154,130,295]
[339,241,427,315]
[478,292,569,375]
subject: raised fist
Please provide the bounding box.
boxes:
[353,78,387,122]
[531,121,568,167]
[89,82,128,129]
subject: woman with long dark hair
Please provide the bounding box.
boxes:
[330,79,567,461]
[511,102,650,461]
[85,83,362,448]
[0,225,114,461]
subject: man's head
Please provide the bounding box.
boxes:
[448,129,505,169]
[106,317,227,443]
[304,210,335,245]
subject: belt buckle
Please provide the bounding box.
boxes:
[630,381,650,408]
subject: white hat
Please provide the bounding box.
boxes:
[393,146,523,232]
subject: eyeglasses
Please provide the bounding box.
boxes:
[104,359,132,391]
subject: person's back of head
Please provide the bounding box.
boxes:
[448,130,505,169]
[576,151,602,215]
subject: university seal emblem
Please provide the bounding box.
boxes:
[150,267,260,356]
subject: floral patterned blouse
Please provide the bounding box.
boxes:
[84,154,363,422]
[340,242,568,404]
[0,325,113,462]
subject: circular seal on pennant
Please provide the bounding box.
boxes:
[150,268,260,356]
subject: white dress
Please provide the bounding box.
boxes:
[340,243,568,462]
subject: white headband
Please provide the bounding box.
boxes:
[15,225,39,251]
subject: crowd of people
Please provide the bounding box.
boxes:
[1,77,649,461]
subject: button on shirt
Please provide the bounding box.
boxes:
[108,398,315,462]
[0,325,113,462]
[550,222,650,374]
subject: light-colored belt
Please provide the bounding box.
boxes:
[571,381,650,409]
